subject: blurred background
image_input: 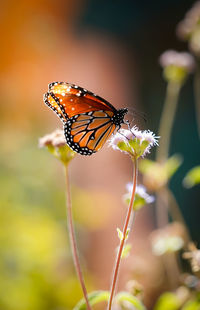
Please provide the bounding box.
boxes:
[1,1,200,309]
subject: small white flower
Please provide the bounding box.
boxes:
[152,236,184,256]
[123,183,154,210]
[109,126,159,159]
[39,129,76,164]
[39,129,66,148]
[159,50,195,72]
[176,1,200,40]
[150,223,185,256]
[127,184,154,203]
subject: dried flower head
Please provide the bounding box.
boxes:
[182,274,200,290]
[183,243,200,273]
[159,50,195,83]
[109,126,159,159]
[176,1,200,39]
[123,183,154,210]
[177,2,200,56]
[39,129,76,165]
[150,222,185,256]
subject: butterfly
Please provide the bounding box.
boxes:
[43,82,128,155]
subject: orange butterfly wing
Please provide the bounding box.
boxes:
[64,111,116,155]
[44,82,116,121]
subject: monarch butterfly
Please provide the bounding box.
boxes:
[43,82,128,155]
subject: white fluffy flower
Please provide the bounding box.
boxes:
[123,183,154,210]
[109,126,159,159]
[39,129,66,148]
[159,50,195,72]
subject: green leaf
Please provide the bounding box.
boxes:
[154,292,180,310]
[139,155,182,181]
[164,154,183,178]
[115,291,146,310]
[133,194,146,210]
[121,244,132,258]
[183,166,200,188]
[117,228,130,241]
[126,228,130,239]
[182,299,200,310]
[117,228,123,240]
[138,159,155,174]
[117,141,131,153]
[73,290,110,310]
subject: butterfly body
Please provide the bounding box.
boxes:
[44,82,128,155]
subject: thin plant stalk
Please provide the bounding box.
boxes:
[164,188,191,244]
[194,60,200,139]
[156,81,181,228]
[65,165,91,310]
[162,252,181,289]
[107,157,138,310]
[156,81,181,163]
[153,79,192,289]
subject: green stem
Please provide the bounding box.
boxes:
[164,188,191,244]
[155,81,181,228]
[107,157,138,310]
[65,165,91,310]
[162,252,180,290]
[156,81,181,163]
[194,60,200,139]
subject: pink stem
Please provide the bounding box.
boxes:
[107,157,138,310]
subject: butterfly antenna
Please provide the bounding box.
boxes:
[128,108,147,123]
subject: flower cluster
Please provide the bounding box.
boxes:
[183,243,200,273]
[123,183,154,210]
[39,129,76,165]
[159,50,195,72]
[176,1,200,56]
[109,126,159,160]
[150,222,186,256]
[159,50,195,83]
[39,129,66,148]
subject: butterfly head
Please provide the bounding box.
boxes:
[113,108,129,128]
